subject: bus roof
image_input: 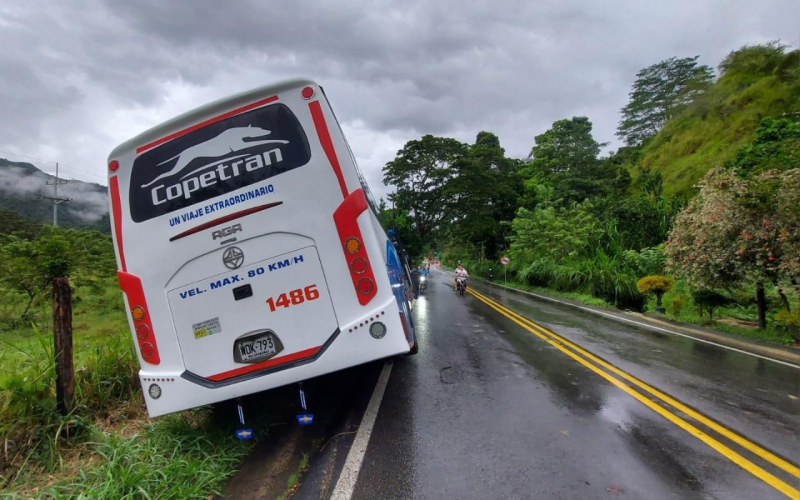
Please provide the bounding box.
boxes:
[108,78,316,162]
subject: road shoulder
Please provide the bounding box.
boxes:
[473,278,800,367]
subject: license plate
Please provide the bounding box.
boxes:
[237,334,278,362]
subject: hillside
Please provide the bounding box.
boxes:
[629,44,800,196]
[0,158,110,233]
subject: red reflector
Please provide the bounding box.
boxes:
[136,324,150,340]
[109,160,119,172]
[141,342,155,359]
[357,278,374,295]
[399,312,411,342]
[301,86,315,99]
[350,257,368,274]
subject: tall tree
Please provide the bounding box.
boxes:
[376,198,423,259]
[617,56,714,146]
[383,135,467,241]
[448,132,521,259]
[526,117,616,202]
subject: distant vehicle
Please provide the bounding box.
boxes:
[418,266,429,294]
[457,276,468,296]
[107,79,417,418]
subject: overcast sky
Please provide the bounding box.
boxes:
[1,0,797,201]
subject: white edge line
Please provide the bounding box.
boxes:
[330,362,394,500]
[439,269,799,370]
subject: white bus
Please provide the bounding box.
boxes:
[107,79,417,418]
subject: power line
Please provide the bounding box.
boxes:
[0,150,106,181]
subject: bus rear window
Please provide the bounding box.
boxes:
[129,103,311,222]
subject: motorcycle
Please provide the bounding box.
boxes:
[485,268,494,282]
[456,276,468,296]
[418,275,427,294]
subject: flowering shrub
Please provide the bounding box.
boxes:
[665,167,799,289]
[637,275,674,309]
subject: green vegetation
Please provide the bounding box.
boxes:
[383,42,800,345]
[637,276,674,310]
[625,42,800,196]
[0,222,251,497]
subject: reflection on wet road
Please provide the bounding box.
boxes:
[312,269,799,499]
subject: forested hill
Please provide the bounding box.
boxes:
[0,158,110,233]
[623,43,800,196]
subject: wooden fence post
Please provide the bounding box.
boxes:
[53,277,74,416]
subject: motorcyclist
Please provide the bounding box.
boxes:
[454,263,469,292]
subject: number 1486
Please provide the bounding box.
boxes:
[266,285,320,312]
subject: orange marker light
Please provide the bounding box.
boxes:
[345,238,361,254]
[132,306,145,321]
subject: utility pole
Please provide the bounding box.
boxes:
[41,162,71,226]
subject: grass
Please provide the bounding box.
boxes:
[655,281,799,346]
[278,452,310,500]
[0,279,254,497]
[6,410,252,499]
[488,278,614,309]
[464,263,798,347]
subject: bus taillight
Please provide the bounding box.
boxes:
[117,271,161,365]
[333,189,377,305]
[357,277,374,295]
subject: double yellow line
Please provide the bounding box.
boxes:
[466,287,800,499]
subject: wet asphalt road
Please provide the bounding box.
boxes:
[296,268,800,499]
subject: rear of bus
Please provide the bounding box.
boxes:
[107,79,416,417]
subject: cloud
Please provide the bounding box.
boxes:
[0,0,797,203]
[0,161,108,221]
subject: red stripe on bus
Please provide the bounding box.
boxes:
[136,95,280,154]
[308,100,348,199]
[109,176,127,272]
[169,201,284,242]
[207,346,321,382]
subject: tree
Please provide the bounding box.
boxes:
[0,232,71,318]
[691,289,731,321]
[528,117,604,175]
[377,198,423,260]
[526,117,618,203]
[382,135,467,241]
[665,167,800,328]
[637,275,674,311]
[447,132,521,259]
[509,201,604,261]
[617,56,714,146]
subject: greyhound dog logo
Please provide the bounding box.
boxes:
[141,126,288,188]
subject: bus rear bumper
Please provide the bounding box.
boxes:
[139,299,410,417]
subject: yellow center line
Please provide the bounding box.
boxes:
[466,288,800,500]
[468,288,800,479]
